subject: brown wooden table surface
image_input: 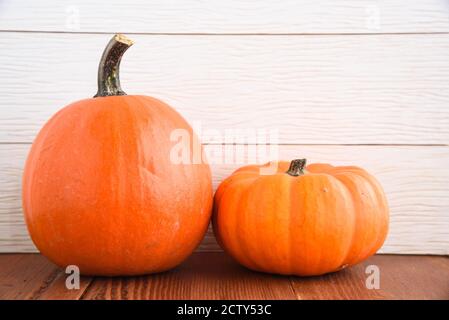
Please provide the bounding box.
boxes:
[0,253,447,300]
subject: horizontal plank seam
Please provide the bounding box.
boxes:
[1,30,449,36]
[1,142,447,147]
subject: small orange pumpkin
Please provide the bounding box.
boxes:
[22,34,213,276]
[213,159,389,276]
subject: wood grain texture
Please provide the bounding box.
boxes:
[1,33,449,144]
[1,0,449,34]
[0,254,92,299]
[82,252,296,300]
[34,271,92,300]
[1,253,448,300]
[290,254,449,300]
[1,144,448,254]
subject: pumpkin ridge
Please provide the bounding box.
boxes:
[236,177,269,272]
[242,174,292,274]
[218,177,260,269]
[296,174,355,274]
[330,171,370,267]
[328,168,388,266]
[349,171,389,261]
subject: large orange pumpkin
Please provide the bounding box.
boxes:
[213,159,389,276]
[22,34,213,276]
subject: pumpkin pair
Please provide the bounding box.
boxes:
[23,34,389,277]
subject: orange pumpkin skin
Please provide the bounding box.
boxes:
[23,95,213,276]
[213,160,389,276]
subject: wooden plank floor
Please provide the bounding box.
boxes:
[0,253,447,300]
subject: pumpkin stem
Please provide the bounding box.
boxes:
[286,159,307,176]
[94,34,134,98]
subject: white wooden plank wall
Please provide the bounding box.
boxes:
[0,0,448,254]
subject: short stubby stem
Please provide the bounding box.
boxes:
[94,34,134,98]
[286,159,307,176]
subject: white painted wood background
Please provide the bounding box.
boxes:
[0,0,448,254]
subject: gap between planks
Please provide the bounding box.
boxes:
[2,30,449,36]
[0,142,447,147]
